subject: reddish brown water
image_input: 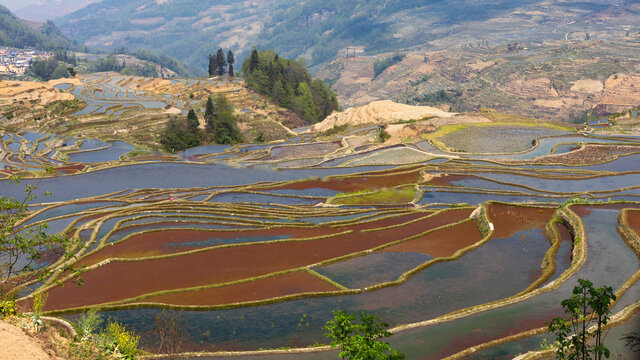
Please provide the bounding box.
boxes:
[134,271,338,306]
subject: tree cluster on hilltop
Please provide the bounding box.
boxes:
[242,49,338,123]
[208,48,235,77]
[160,94,243,152]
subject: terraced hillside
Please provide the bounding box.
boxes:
[317,39,640,122]
[3,104,640,358]
[0,73,303,157]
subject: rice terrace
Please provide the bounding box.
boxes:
[1,68,640,359]
[1,1,640,358]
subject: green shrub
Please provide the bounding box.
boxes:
[321,124,348,136]
[379,125,391,142]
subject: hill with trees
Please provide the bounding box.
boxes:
[242,49,339,123]
[54,0,635,72]
[0,5,76,50]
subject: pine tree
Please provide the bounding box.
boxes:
[216,48,226,76]
[205,97,215,130]
[208,54,215,76]
[186,109,199,135]
[226,50,234,66]
[248,49,259,72]
[228,63,234,77]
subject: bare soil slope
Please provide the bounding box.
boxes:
[311,100,455,132]
[0,320,61,360]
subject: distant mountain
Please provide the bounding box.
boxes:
[0,5,75,50]
[15,0,100,22]
[55,0,634,74]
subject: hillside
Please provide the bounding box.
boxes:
[55,0,637,73]
[0,73,305,150]
[0,5,75,50]
[316,38,640,122]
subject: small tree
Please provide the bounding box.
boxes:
[216,48,226,76]
[186,109,199,135]
[547,279,616,360]
[205,96,214,122]
[324,310,405,360]
[248,49,259,72]
[226,50,234,66]
[1,176,71,297]
[227,50,235,77]
[206,93,243,145]
[208,53,216,76]
[155,310,185,359]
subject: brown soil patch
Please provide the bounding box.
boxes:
[44,210,470,310]
[500,76,559,98]
[467,60,495,72]
[135,271,338,306]
[0,320,63,360]
[601,73,640,106]
[570,79,604,94]
[129,78,175,93]
[0,80,75,106]
[378,219,482,257]
[487,203,556,239]
[627,209,640,235]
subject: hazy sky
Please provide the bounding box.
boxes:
[0,0,42,11]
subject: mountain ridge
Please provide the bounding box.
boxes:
[55,0,633,74]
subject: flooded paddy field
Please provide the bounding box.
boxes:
[4,117,640,359]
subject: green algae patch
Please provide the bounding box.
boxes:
[328,185,418,205]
